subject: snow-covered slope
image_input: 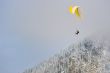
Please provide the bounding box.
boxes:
[23,37,110,73]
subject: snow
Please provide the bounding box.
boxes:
[23,37,110,73]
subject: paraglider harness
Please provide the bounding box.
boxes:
[75,30,79,35]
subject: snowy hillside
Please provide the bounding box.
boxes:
[23,38,110,73]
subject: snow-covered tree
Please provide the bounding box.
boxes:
[23,39,110,73]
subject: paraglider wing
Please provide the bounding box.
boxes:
[69,6,73,14]
[74,6,80,17]
[69,6,80,17]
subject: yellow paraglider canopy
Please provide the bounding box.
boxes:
[69,6,81,17]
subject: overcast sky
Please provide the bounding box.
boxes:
[0,0,110,73]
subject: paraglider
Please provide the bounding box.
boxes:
[75,30,79,35]
[69,6,81,17]
[69,5,82,36]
